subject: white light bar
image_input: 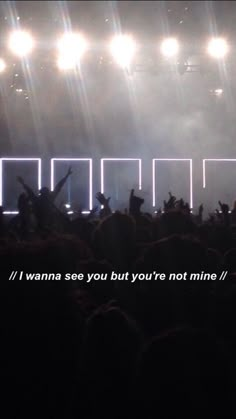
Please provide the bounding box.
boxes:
[203,159,236,188]
[100,158,142,194]
[152,159,193,209]
[0,158,42,208]
[3,210,91,216]
[50,158,93,211]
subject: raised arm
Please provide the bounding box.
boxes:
[129,189,144,217]
[17,176,37,203]
[96,192,111,217]
[218,200,230,227]
[51,167,72,201]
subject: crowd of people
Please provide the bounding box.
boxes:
[1,167,236,418]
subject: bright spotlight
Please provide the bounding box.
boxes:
[109,35,136,68]
[0,58,6,73]
[160,38,179,58]
[57,55,77,70]
[214,88,223,96]
[9,30,34,57]
[207,38,229,59]
[57,33,88,70]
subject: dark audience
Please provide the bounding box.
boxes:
[1,174,236,418]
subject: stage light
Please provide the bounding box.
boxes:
[214,88,223,96]
[0,158,41,209]
[0,58,6,72]
[152,159,193,209]
[209,88,224,97]
[50,158,93,210]
[58,33,88,57]
[8,30,34,57]
[160,38,179,58]
[109,35,136,68]
[101,158,142,196]
[57,33,88,70]
[207,38,229,59]
[57,55,77,70]
[203,159,236,188]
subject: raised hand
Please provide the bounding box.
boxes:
[218,201,229,214]
[96,192,111,207]
[168,191,176,201]
[129,189,144,216]
[164,192,176,211]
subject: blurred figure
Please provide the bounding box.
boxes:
[17,167,72,233]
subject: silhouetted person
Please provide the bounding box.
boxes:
[17,167,72,232]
